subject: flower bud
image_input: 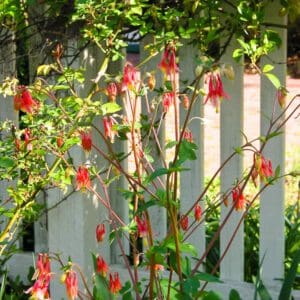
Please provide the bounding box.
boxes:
[182,95,189,110]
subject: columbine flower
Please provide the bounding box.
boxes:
[80,131,92,152]
[96,223,105,243]
[106,82,118,102]
[276,86,288,108]
[204,72,229,112]
[57,136,64,148]
[182,95,190,109]
[24,128,33,151]
[158,44,179,76]
[25,276,50,300]
[76,166,91,191]
[64,270,78,300]
[14,86,38,114]
[136,215,148,238]
[103,116,117,143]
[109,272,122,295]
[25,253,51,300]
[36,253,51,277]
[162,92,174,113]
[232,186,245,211]
[180,215,189,231]
[96,256,109,277]
[182,129,193,143]
[147,73,156,91]
[121,62,138,92]
[194,204,202,222]
[254,154,273,182]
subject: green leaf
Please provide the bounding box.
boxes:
[265,73,281,89]
[101,102,122,115]
[229,289,242,300]
[144,168,169,184]
[262,64,274,73]
[279,249,300,300]
[233,49,244,62]
[93,274,110,300]
[195,271,223,283]
[0,157,14,168]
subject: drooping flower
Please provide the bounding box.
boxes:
[25,253,51,300]
[57,136,64,148]
[182,129,193,143]
[194,204,202,222]
[109,272,122,295]
[14,86,38,114]
[106,82,118,102]
[76,166,91,190]
[96,255,109,277]
[158,44,179,76]
[204,72,229,112]
[254,153,273,182]
[136,215,148,238]
[24,128,33,151]
[36,253,51,277]
[103,116,117,143]
[162,92,175,113]
[121,62,138,92]
[147,73,156,91]
[232,186,245,211]
[64,270,78,300]
[96,223,106,243]
[180,215,189,231]
[182,95,190,109]
[25,276,51,300]
[276,86,288,108]
[80,131,92,152]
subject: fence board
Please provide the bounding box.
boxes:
[220,38,244,281]
[259,1,287,286]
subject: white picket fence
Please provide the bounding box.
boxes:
[1,2,299,299]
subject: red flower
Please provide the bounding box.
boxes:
[25,253,51,300]
[136,215,148,237]
[180,215,189,231]
[37,253,51,276]
[24,128,33,151]
[162,92,174,113]
[158,44,179,76]
[232,186,245,211]
[121,62,138,91]
[103,116,117,143]
[14,86,38,114]
[25,276,50,300]
[64,270,78,300]
[96,223,105,243]
[80,131,92,152]
[96,256,109,277]
[194,204,202,222]
[57,136,64,148]
[204,73,229,112]
[76,166,91,190]
[106,82,118,102]
[254,154,273,182]
[109,272,122,294]
[182,129,193,142]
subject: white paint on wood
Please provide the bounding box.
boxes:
[220,38,244,281]
[179,41,205,266]
[259,0,286,285]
